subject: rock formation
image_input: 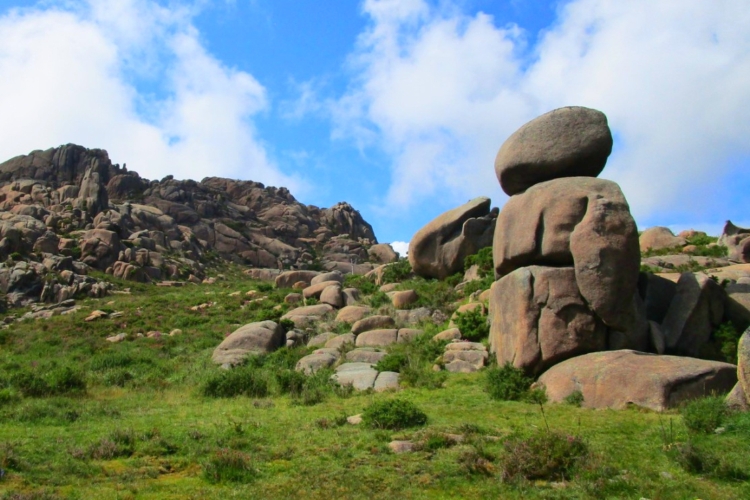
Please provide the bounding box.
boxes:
[408,197,497,280]
[0,144,390,308]
[488,106,643,374]
[719,220,750,263]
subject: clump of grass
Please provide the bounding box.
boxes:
[464,247,493,277]
[452,307,489,342]
[88,429,136,460]
[485,363,533,401]
[681,396,727,434]
[362,399,428,430]
[669,441,748,480]
[499,430,589,482]
[9,366,86,398]
[457,443,496,476]
[203,448,257,484]
[374,352,409,373]
[201,368,268,398]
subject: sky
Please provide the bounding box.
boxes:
[1,0,749,255]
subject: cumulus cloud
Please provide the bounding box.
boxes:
[333,0,750,226]
[390,240,409,257]
[0,0,302,192]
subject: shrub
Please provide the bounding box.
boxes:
[343,274,377,295]
[375,352,409,373]
[499,431,589,482]
[275,370,306,397]
[457,444,496,476]
[381,259,412,284]
[485,363,533,401]
[367,291,391,308]
[681,396,727,434]
[461,275,493,296]
[362,399,428,430]
[400,366,447,389]
[46,367,86,395]
[201,368,268,398]
[669,441,748,480]
[713,321,741,363]
[10,372,49,397]
[564,390,585,407]
[464,247,493,277]
[203,448,257,483]
[453,308,489,341]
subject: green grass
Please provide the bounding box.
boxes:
[0,263,747,498]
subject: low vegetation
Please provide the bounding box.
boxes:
[0,263,747,498]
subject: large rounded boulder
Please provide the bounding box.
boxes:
[408,197,496,280]
[212,320,285,366]
[494,107,613,196]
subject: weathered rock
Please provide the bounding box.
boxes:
[397,328,423,343]
[310,271,344,286]
[342,287,361,306]
[212,320,285,365]
[388,440,415,454]
[725,382,748,411]
[639,227,687,252]
[433,328,461,342]
[537,350,737,411]
[281,304,334,328]
[445,359,479,373]
[346,348,388,364]
[355,329,398,348]
[391,289,418,309]
[408,197,496,280]
[739,330,750,403]
[661,273,725,357]
[331,363,379,391]
[284,293,302,305]
[374,371,400,392]
[320,284,344,308]
[325,333,355,349]
[275,270,320,289]
[368,243,399,264]
[296,352,338,375]
[489,266,607,375]
[638,272,677,324]
[493,177,639,333]
[494,106,613,196]
[335,305,371,324]
[351,315,395,334]
[302,280,341,299]
[724,282,750,330]
[80,229,122,270]
[395,307,434,325]
[307,332,338,348]
[444,349,487,370]
[719,221,750,263]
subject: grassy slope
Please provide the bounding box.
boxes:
[0,265,748,499]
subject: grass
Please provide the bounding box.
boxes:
[0,263,748,498]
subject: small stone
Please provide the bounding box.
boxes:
[147,331,162,338]
[388,440,415,454]
[85,310,108,322]
[228,291,241,297]
[169,329,182,336]
[347,414,363,425]
[433,328,461,342]
[106,333,127,343]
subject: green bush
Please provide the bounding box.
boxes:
[461,275,493,296]
[375,352,409,373]
[275,370,306,397]
[713,322,741,363]
[453,307,489,341]
[10,372,49,397]
[564,390,585,407]
[499,431,589,482]
[681,396,727,434]
[203,448,257,483]
[362,399,428,430]
[464,247,493,277]
[46,367,86,395]
[343,274,377,295]
[400,366,447,389]
[367,291,391,308]
[381,259,412,284]
[669,441,748,480]
[485,363,533,401]
[201,368,269,398]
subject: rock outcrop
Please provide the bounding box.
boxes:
[488,107,643,374]
[719,220,750,263]
[408,197,497,280]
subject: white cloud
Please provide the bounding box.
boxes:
[0,0,303,192]
[390,240,409,257]
[333,0,750,225]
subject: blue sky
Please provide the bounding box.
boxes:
[1,0,749,252]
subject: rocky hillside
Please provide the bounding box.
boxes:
[0,144,398,308]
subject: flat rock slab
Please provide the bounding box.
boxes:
[355,329,398,347]
[332,365,379,391]
[537,350,737,411]
[296,353,338,375]
[374,371,400,392]
[346,348,388,364]
[445,359,480,373]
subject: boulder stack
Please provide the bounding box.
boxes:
[489,107,644,375]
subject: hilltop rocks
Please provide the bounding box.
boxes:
[719,221,750,263]
[212,320,285,366]
[639,227,686,252]
[538,350,737,411]
[368,243,399,264]
[409,197,497,280]
[494,107,613,196]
